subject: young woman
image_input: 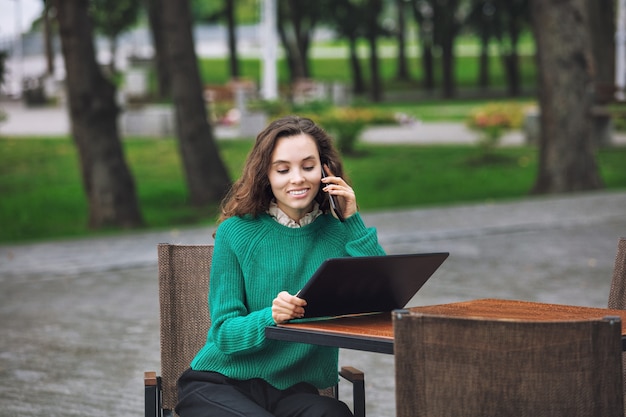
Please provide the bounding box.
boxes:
[176,115,386,417]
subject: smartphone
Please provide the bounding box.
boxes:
[321,169,345,222]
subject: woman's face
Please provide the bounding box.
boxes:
[268,133,322,222]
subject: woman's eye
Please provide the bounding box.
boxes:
[277,168,288,174]
[303,166,315,171]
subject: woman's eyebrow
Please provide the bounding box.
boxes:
[271,160,289,166]
[271,155,317,165]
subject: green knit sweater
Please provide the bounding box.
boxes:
[190,212,386,390]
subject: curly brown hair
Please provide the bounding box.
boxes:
[218,115,347,223]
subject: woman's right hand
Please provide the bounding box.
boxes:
[272,291,307,324]
[322,166,357,220]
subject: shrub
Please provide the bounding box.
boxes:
[247,98,396,154]
[466,103,526,151]
[247,99,292,118]
[314,107,394,154]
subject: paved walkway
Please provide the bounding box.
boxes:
[3,100,626,146]
[0,100,493,144]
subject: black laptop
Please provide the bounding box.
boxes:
[297,252,449,319]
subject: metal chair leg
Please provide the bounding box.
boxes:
[340,366,366,417]
[144,371,161,417]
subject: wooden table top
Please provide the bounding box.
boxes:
[277,312,394,340]
[276,298,626,339]
[411,298,626,333]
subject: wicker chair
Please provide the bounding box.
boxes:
[608,237,626,414]
[144,243,365,417]
[393,310,623,417]
[608,237,626,310]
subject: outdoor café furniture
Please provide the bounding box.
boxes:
[144,243,365,417]
[265,298,626,354]
[608,236,626,413]
[393,310,624,417]
[266,298,626,416]
[608,237,626,310]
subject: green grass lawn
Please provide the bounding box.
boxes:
[1,136,625,244]
[357,97,536,122]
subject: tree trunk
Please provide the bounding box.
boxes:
[53,0,143,229]
[367,33,383,102]
[225,0,240,79]
[411,0,435,91]
[43,2,55,76]
[503,52,520,96]
[366,0,383,102]
[585,0,615,104]
[475,3,492,90]
[585,0,616,148]
[422,43,435,91]
[503,6,521,97]
[277,1,309,82]
[161,0,231,206]
[441,34,455,98]
[289,0,312,79]
[348,35,366,95]
[276,20,297,83]
[395,0,410,81]
[478,37,490,89]
[530,0,603,194]
[437,0,458,98]
[144,0,171,98]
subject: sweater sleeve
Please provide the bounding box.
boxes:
[207,221,275,356]
[342,212,386,257]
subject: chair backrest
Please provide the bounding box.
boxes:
[607,237,626,415]
[157,243,214,412]
[608,237,626,309]
[393,311,623,417]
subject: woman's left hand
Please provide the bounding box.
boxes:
[272,291,306,324]
[322,166,357,220]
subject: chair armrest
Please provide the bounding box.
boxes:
[145,371,158,387]
[340,366,365,417]
[339,366,364,383]
[145,371,160,417]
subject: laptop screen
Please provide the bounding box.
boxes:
[296,252,449,318]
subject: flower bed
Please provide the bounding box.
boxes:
[466,103,526,150]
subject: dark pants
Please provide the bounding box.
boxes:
[176,369,354,417]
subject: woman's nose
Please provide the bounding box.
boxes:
[290,169,305,183]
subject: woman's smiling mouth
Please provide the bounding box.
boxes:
[288,189,309,196]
